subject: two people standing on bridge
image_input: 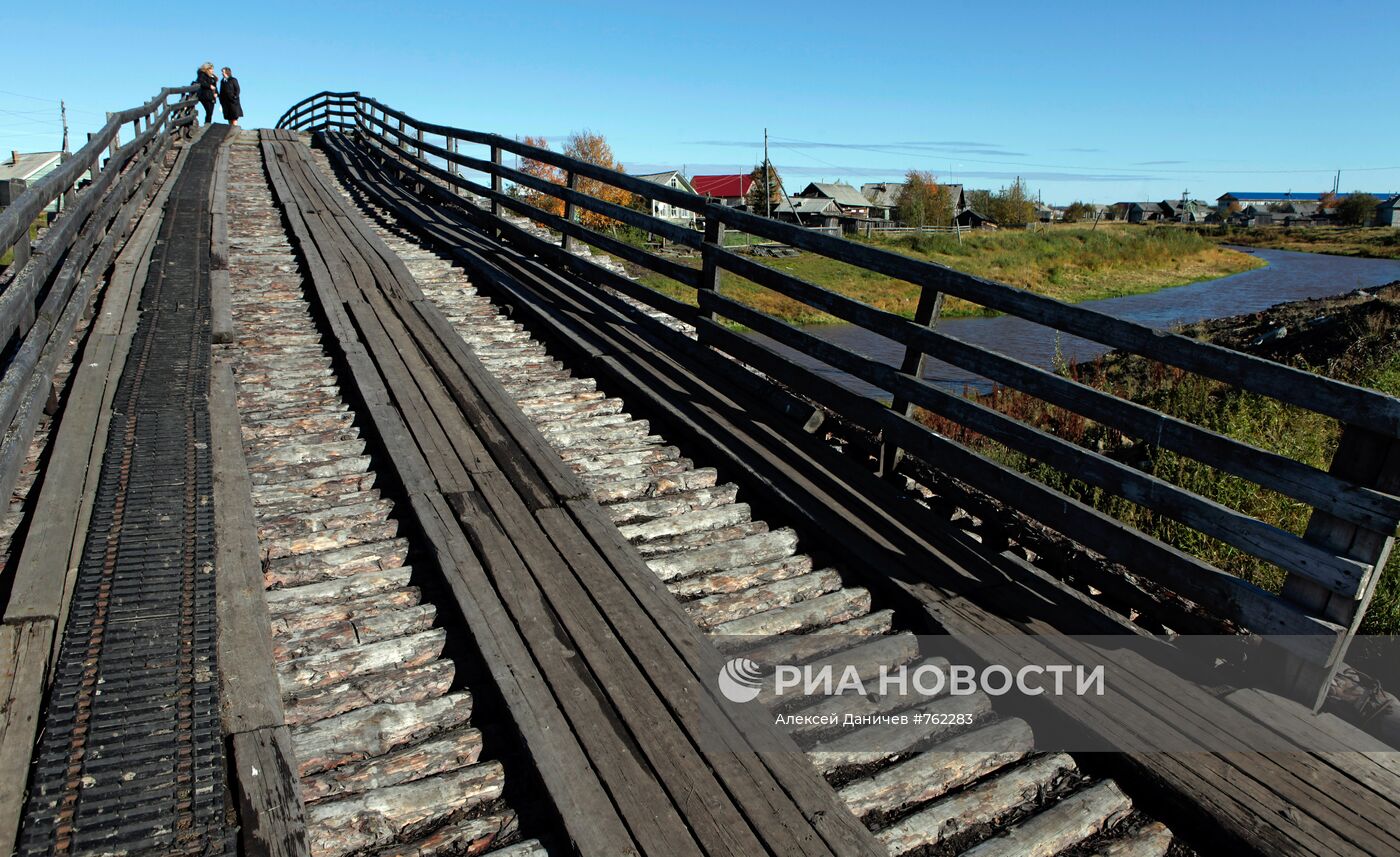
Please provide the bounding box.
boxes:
[192,64,243,127]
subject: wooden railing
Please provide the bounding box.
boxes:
[280,92,1400,706]
[0,85,197,507]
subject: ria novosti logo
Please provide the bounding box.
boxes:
[717,657,764,703]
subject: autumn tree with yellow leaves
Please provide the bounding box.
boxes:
[515,131,635,230]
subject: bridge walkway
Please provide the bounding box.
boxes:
[0,111,1395,857]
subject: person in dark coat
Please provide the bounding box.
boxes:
[194,62,217,125]
[219,67,243,127]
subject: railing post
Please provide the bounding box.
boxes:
[878,281,945,478]
[107,112,119,160]
[446,137,462,196]
[0,179,30,270]
[415,126,425,174]
[1279,426,1400,708]
[490,145,503,219]
[562,171,578,252]
[698,214,726,331]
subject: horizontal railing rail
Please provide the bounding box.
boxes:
[282,92,1400,706]
[0,84,197,517]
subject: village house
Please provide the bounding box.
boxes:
[1377,195,1400,228]
[1127,201,1165,223]
[0,150,65,213]
[632,170,698,227]
[690,174,753,208]
[771,196,843,229]
[1160,199,1212,223]
[794,182,873,219]
[860,182,901,221]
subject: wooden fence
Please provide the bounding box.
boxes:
[0,86,197,508]
[280,91,1400,707]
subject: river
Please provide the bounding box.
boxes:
[751,246,1400,398]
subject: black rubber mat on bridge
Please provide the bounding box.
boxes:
[18,126,234,855]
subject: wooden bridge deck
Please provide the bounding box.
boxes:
[0,88,1396,857]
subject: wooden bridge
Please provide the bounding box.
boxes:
[0,85,1396,856]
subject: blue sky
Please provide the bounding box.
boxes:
[4,1,1399,203]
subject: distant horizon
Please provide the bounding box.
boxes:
[3,0,1398,206]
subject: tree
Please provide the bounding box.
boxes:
[747,163,783,214]
[1335,191,1375,227]
[513,131,636,229]
[1062,201,1095,223]
[895,170,952,227]
[986,178,1036,227]
[517,135,565,218]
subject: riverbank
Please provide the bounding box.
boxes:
[634,226,1264,325]
[1196,225,1400,260]
[919,282,1400,634]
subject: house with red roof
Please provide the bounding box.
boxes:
[691,174,754,207]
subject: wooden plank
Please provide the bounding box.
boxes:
[210,359,286,735]
[229,727,311,857]
[409,490,637,856]
[447,486,705,857]
[210,132,234,343]
[464,474,777,857]
[564,498,888,856]
[0,619,54,857]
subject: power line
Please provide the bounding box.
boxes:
[766,134,1400,177]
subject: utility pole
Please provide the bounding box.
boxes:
[1181,188,1190,222]
[61,100,69,153]
[763,127,771,218]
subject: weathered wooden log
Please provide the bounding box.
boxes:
[269,588,421,636]
[713,587,871,641]
[282,659,455,728]
[1094,820,1172,857]
[689,569,844,630]
[960,779,1133,857]
[371,810,520,857]
[619,503,753,544]
[739,610,895,664]
[809,692,993,774]
[300,726,483,804]
[245,438,366,471]
[304,763,504,857]
[589,468,718,504]
[604,484,740,526]
[240,410,353,440]
[563,445,678,472]
[634,520,768,558]
[839,718,1035,818]
[762,635,923,711]
[278,628,445,697]
[670,554,812,600]
[261,519,400,559]
[648,528,800,582]
[263,538,409,589]
[253,487,381,518]
[272,605,437,662]
[875,753,1078,855]
[292,692,473,776]
[264,567,412,613]
[247,454,374,486]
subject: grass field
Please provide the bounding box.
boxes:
[634,225,1264,326]
[1199,225,1400,259]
